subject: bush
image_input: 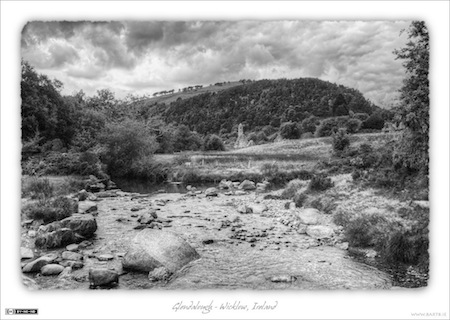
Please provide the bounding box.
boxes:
[362,112,385,130]
[301,116,319,134]
[261,162,280,178]
[279,121,301,139]
[308,174,334,192]
[281,179,305,199]
[315,118,339,137]
[293,191,308,208]
[345,118,362,134]
[100,119,158,177]
[306,196,337,214]
[332,129,350,155]
[129,158,169,183]
[204,134,225,151]
[23,196,76,223]
[22,177,54,199]
[353,113,369,122]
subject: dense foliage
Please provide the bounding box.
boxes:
[149,78,378,135]
[392,21,429,173]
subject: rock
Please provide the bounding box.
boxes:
[89,268,119,288]
[122,229,200,273]
[202,239,214,245]
[148,267,172,282]
[35,228,78,249]
[97,254,114,261]
[78,201,97,214]
[413,201,429,209]
[205,187,218,197]
[296,208,322,225]
[60,214,97,238]
[107,181,118,190]
[96,191,118,198]
[365,249,378,258]
[247,204,268,214]
[336,242,349,250]
[77,189,90,201]
[306,225,334,239]
[62,251,83,261]
[66,243,79,251]
[131,206,143,212]
[269,275,297,283]
[218,180,233,190]
[237,205,252,214]
[289,202,296,210]
[234,190,247,196]
[21,247,34,260]
[239,180,256,190]
[138,210,157,224]
[27,230,37,238]
[41,264,65,276]
[58,266,72,280]
[22,275,39,290]
[87,182,106,193]
[296,224,308,234]
[154,199,166,206]
[22,254,58,273]
[60,260,84,269]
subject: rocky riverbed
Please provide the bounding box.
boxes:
[21,181,393,290]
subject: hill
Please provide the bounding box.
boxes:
[139,78,378,135]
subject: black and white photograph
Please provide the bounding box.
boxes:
[1,1,449,319]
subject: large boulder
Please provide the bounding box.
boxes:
[296,208,322,225]
[89,268,119,288]
[218,180,233,190]
[138,210,157,224]
[34,228,78,249]
[60,214,97,238]
[122,229,200,273]
[306,225,335,239]
[239,180,256,190]
[247,203,269,214]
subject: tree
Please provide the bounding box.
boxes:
[21,60,76,145]
[100,119,158,176]
[393,21,429,172]
[279,121,302,139]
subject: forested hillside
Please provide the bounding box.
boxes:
[146,78,378,134]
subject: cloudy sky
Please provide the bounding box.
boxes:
[21,20,410,107]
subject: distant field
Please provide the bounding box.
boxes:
[138,81,244,105]
[154,132,394,165]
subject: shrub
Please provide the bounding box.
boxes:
[362,112,385,130]
[315,118,339,137]
[301,116,319,134]
[129,158,169,183]
[24,196,76,223]
[247,132,258,143]
[353,113,369,122]
[256,131,268,143]
[22,177,54,199]
[279,121,301,139]
[344,213,391,247]
[308,173,334,192]
[204,134,225,151]
[332,128,350,155]
[293,191,308,208]
[262,125,276,136]
[306,196,337,214]
[345,118,362,134]
[281,179,305,199]
[261,162,280,178]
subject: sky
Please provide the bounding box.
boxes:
[21,20,411,107]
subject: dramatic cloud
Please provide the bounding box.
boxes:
[21,20,411,106]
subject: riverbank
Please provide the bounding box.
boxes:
[21,180,394,290]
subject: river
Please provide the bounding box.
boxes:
[28,186,393,290]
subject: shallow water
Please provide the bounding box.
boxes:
[28,191,392,290]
